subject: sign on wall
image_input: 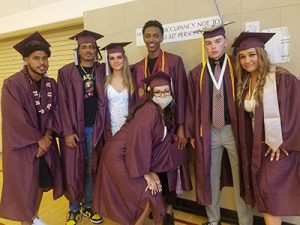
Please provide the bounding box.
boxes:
[262,27,290,64]
[136,16,221,46]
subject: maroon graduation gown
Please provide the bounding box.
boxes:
[93,102,174,225]
[57,62,106,202]
[185,57,236,205]
[238,67,300,215]
[133,51,192,192]
[0,71,63,221]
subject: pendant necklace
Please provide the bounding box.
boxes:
[80,64,95,97]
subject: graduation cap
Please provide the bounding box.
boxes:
[69,30,104,65]
[13,31,50,57]
[232,32,275,52]
[101,42,131,54]
[101,42,131,75]
[142,71,173,88]
[195,21,234,39]
[69,30,104,44]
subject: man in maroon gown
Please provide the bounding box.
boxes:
[0,32,63,225]
[132,20,192,225]
[185,25,253,225]
[57,30,105,225]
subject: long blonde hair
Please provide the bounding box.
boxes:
[104,54,134,95]
[236,47,271,105]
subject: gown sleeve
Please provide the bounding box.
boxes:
[57,68,74,137]
[277,70,300,151]
[1,79,42,150]
[125,103,161,177]
[185,70,197,138]
[174,56,188,125]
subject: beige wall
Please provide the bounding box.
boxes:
[83,0,300,223]
[84,0,300,76]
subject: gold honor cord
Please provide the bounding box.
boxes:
[144,50,165,91]
[198,54,235,137]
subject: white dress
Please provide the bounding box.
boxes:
[107,84,129,135]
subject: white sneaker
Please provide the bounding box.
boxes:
[32,217,47,225]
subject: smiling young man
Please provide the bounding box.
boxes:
[133,20,192,225]
[185,26,253,225]
[0,32,63,225]
[57,30,106,225]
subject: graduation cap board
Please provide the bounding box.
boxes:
[69,30,104,44]
[100,42,132,75]
[231,32,275,52]
[142,71,173,88]
[13,32,50,57]
[101,42,131,54]
[194,0,235,38]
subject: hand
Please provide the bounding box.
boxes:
[265,147,289,161]
[177,124,187,150]
[144,172,162,195]
[38,135,52,152]
[65,134,79,148]
[190,138,195,149]
[36,146,46,158]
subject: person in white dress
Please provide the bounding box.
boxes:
[101,42,135,138]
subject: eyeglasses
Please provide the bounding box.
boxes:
[153,89,171,97]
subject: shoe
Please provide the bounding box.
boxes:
[202,221,221,225]
[163,213,174,225]
[82,208,103,224]
[65,210,81,225]
[32,217,47,225]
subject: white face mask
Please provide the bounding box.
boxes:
[152,95,173,109]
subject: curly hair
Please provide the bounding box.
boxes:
[21,42,51,58]
[142,20,164,36]
[236,47,271,105]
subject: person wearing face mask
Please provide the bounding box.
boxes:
[185,24,253,225]
[132,20,192,225]
[93,71,177,225]
[233,32,300,225]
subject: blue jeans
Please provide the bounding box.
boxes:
[69,127,94,212]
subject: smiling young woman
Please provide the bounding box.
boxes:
[234,32,300,225]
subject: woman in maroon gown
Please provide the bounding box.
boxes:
[233,32,300,225]
[93,71,176,225]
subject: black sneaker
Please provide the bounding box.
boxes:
[66,210,81,225]
[163,213,174,225]
[82,208,103,224]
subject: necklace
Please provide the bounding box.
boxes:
[23,65,52,114]
[80,64,95,97]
